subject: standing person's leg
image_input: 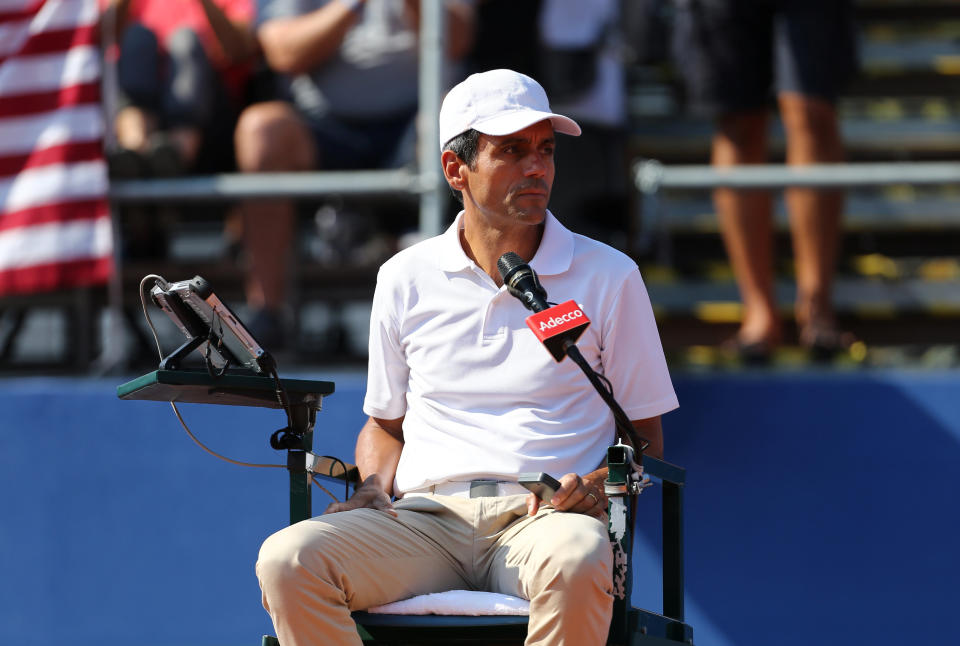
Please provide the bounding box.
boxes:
[111,23,165,257]
[483,500,613,646]
[672,0,780,354]
[713,110,780,350]
[778,93,844,344]
[114,23,162,159]
[774,0,858,352]
[233,101,314,344]
[257,497,474,646]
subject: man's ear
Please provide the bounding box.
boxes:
[441,150,467,192]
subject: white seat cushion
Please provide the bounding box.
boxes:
[366,590,530,616]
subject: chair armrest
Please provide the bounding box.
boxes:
[641,455,686,486]
[643,455,686,626]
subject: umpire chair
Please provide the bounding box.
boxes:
[265,442,693,646]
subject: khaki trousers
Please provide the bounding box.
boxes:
[256,493,613,646]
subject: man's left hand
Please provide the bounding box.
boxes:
[526,472,607,520]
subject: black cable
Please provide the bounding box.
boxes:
[269,366,294,433]
[203,309,230,378]
[308,455,352,501]
[203,337,229,378]
[320,455,350,499]
[563,341,650,453]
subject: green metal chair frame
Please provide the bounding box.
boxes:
[115,369,692,646]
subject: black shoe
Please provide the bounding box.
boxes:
[147,134,185,177]
[107,148,149,179]
[800,326,857,362]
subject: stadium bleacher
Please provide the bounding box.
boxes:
[1,0,958,372]
[626,0,960,365]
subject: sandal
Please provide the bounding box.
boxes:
[799,326,857,361]
[721,335,773,366]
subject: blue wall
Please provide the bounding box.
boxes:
[1,369,958,645]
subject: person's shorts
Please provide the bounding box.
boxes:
[299,108,417,171]
[671,0,859,117]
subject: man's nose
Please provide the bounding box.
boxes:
[523,152,548,177]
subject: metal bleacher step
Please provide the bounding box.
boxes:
[645,274,960,322]
[640,188,960,234]
[629,112,960,163]
[645,263,960,360]
[627,1,960,160]
[859,22,960,76]
[856,0,960,22]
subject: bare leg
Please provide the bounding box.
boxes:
[777,92,845,345]
[234,101,316,312]
[713,109,780,348]
[115,106,157,154]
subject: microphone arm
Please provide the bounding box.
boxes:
[561,339,650,455]
[497,251,650,455]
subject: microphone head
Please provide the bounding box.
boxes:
[497,251,548,312]
[497,251,528,287]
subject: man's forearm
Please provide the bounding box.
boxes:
[258,1,361,75]
[355,416,404,496]
[198,0,257,63]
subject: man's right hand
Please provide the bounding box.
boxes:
[324,473,397,516]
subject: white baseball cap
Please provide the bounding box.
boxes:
[439,69,581,150]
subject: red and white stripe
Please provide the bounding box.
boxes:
[0,0,112,296]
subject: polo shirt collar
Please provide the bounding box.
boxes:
[437,210,575,276]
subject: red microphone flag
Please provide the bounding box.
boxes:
[525,299,590,362]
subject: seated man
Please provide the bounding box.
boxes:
[255,69,679,646]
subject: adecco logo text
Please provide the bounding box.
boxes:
[538,309,584,331]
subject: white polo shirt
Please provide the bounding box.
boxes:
[363,211,678,495]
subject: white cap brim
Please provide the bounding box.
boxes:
[470,109,581,138]
[438,69,583,148]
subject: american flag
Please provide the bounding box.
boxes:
[0,0,112,297]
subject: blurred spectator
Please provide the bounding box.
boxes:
[537,0,630,248]
[672,0,858,361]
[233,0,475,348]
[469,0,541,77]
[100,0,258,177]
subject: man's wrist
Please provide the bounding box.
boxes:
[585,466,608,485]
[359,472,392,496]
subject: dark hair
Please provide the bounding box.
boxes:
[442,128,480,204]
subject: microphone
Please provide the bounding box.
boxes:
[497,252,550,313]
[497,252,589,362]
